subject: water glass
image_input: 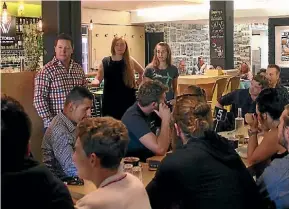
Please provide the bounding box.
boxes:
[123,164,133,174]
[132,166,143,182]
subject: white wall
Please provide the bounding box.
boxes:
[260,31,269,68]
[251,31,268,69]
[82,8,131,25]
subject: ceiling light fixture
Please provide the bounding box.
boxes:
[1,2,8,24]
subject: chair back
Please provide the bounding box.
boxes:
[211,78,228,110]
[224,76,241,95]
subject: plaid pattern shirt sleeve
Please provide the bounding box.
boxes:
[33,69,54,126]
[52,130,78,177]
[34,58,88,128]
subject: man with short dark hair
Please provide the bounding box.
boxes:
[1,94,74,209]
[216,74,269,119]
[122,80,171,162]
[34,33,87,130]
[74,117,151,209]
[42,86,93,179]
[266,64,289,95]
[266,64,281,88]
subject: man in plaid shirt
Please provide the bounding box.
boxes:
[34,33,87,130]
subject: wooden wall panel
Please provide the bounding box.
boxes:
[1,72,44,162]
[91,25,145,68]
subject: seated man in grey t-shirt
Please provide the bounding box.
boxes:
[121,80,171,162]
[257,105,289,208]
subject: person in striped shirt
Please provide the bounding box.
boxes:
[34,33,87,131]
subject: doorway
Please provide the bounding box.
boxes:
[145,32,164,66]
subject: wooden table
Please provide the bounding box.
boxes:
[177,74,231,95]
[68,129,263,200]
[178,75,231,86]
[68,163,155,200]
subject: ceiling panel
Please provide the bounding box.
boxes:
[81,0,203,11]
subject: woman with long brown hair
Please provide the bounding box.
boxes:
[92,36,144,119]
[144,42,179,101]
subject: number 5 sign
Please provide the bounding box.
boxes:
[214,106,227,122]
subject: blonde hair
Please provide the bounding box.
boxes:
[111,36,135,88]
[150,42,172,68]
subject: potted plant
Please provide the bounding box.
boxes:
[23,23,43,71]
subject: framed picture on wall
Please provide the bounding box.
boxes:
[275,26,289,67]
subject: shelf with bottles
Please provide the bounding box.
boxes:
[0,16,40,70]
[0,17,40,50]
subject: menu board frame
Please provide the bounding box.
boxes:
[210,9,225,59]
[275,26,289,67]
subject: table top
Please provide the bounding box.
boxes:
[68,129,262,200]
[178,74,230,79]
[68,163,155,200]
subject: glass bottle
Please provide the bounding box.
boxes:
[235,108,245,146]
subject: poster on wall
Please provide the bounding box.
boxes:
[0,16,16,45]
[281,32,289,61]
[275,26,289,67]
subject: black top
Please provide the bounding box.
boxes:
[1,157,74,209]
[218,89,256,118]
[122,102,162,162]
[146,131,265,209]
[271,150,289,161]
[102,56,136,120]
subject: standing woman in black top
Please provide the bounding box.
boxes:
[92,36,144,120]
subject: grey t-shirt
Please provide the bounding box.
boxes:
[144,65,179,100]
[257,155,289,209]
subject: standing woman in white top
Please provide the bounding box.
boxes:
[144,42,179,102]
[91,36,144,120]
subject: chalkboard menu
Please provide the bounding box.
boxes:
[0,16,16,46]
[210,10,225,59]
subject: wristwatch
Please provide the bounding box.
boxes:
[248,129,258,137]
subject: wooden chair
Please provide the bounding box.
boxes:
[208,78,228,111]
[223,76,241,95]
[223,76,241,112]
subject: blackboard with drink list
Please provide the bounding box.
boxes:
[210,10,225,59]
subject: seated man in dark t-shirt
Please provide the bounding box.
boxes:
[122,80,171,162]
[216,74,269,119]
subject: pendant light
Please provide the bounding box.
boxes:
[1,2,8,24]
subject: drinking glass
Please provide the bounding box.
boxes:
[123,164,133,174]
[132,166,143,182]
